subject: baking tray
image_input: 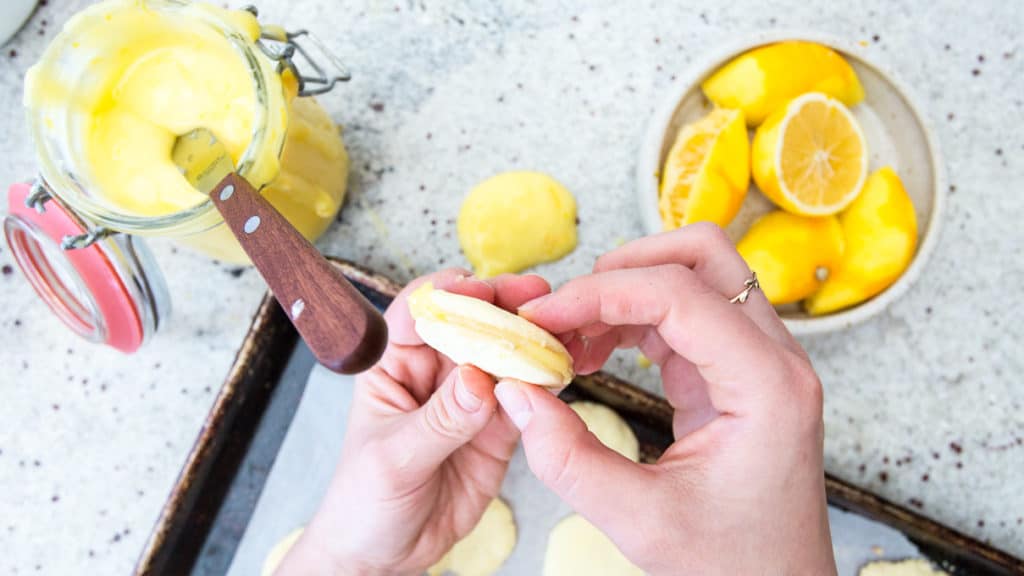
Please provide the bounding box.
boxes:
[134,259,1024,575]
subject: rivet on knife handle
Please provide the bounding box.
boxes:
[210,173,387,374]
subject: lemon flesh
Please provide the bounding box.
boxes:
[702,41,865,126]
[658,107,749,230]
[752,92,867,217]
[806,167,918,315]
[458,172,577,278]
[737,211,845,305]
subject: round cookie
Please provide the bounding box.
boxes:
[543,514,644,576]
[409,283,574,387]
[428,498,517,576]
[859,559,948,576]
[570,401,640,462]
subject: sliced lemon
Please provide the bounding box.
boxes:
[806,167,918,315]
[658,107,749,230]
[752,92,868,217]
[737,211,845,305]
[702,41,865,126]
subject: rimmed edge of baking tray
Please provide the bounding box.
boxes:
[135,258,1024,575]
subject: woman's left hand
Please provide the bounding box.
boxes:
[277,269,551,576]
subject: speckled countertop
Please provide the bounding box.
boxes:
[1,0,1021,573]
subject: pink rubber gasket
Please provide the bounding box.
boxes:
[7,183,143,352]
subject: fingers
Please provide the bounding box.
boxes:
[494,379,660,537]
[384,270,552,348]
[383,365,499,483]
[379,270,550,402]
[594,223,799,353]
[385,268,495,347]
[521,265,786,413]
[488,273,551,310]
[660,355,719,438]
[564,325,675,375]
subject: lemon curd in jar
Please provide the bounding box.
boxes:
[24,0,348,263]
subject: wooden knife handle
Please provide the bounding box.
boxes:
[209,173,387,374]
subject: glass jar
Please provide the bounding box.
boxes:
[4,0,351,352]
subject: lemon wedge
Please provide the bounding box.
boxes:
[805,167,918,315]
[737,211,845,305]
[658,107,749,230]
[752,92,868,217]
[702,41,865,126]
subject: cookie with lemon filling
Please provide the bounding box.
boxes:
[408,283,573,388]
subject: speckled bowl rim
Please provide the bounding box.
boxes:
[636,30,946,336]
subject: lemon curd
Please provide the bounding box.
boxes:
[457,172,578,278]
[24,0,348,262]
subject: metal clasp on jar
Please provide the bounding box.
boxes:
[25,180,114,250]
[243,5,352,97]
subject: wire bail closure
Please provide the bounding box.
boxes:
[243,5,352,97]
[25,180,114,251]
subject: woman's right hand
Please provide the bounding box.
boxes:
[494,223,837,576]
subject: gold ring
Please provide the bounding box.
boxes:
[729,271,760,304]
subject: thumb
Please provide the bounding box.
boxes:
[494,379,658,532]
[389,365,497,479]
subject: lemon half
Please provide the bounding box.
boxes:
[752,92,868,217]
[658,107,749,230]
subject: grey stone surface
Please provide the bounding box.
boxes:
[0,0,1020,574]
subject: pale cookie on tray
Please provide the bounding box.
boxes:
[542,403,643,575]
[428,498,517,576]
[859,558,948,576]
[544,514,644,576]
[570,401,640,462]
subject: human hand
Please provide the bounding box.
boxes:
[496,223,837,576]
[278,269,551,576]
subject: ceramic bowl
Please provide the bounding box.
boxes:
[636,32,945,335]
[0,0,36,46]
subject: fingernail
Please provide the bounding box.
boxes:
[518,293,551,314]
[494,381,532,430]
[454,368,483,412]
[451,274,492,291]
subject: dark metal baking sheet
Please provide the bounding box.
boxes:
[135,259,1024,576]
[221,356,924,576]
